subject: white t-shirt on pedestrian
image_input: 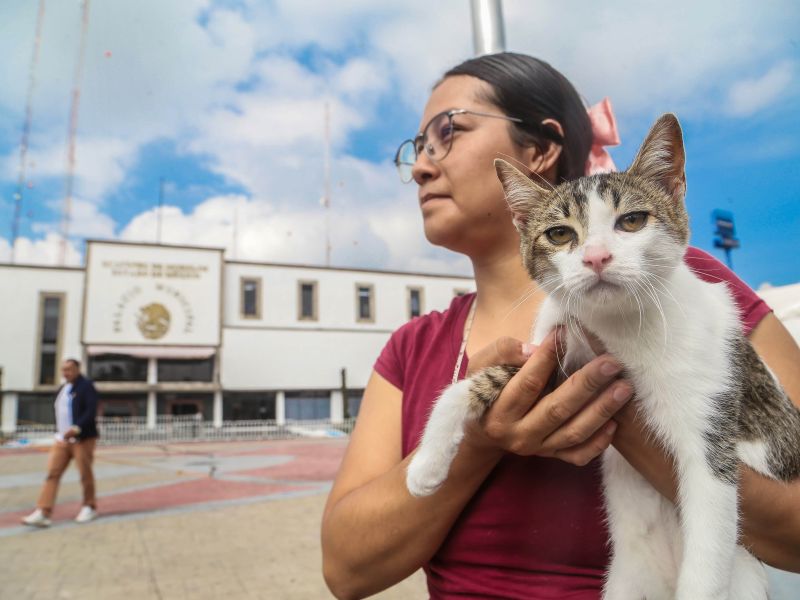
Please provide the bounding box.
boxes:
[54,383,73,441]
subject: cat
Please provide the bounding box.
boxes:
[405,113,800,600]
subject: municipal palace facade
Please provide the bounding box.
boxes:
[2,240,797,435]
[0,240,474,433]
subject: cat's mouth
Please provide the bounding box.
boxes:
[584,278,621,294]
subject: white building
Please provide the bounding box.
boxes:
[0,240,474,433]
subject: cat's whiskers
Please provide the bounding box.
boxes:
[635,258,689,319]
[557,286,585,377]
[575,292,592,352]
[557,287,573,370]
[638,254,729,286]
[563,284,594,369]
[501,282,540,324]
[526,165,572,211]
[638,269,687,320]
[637,277,670,351]
[495,152,569,210]
[677,266,727,283]
[622,279,645,337]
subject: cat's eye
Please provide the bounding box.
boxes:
[545,226,576,245]
[617,212,649,233]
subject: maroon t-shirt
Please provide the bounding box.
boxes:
[374,247,770,599]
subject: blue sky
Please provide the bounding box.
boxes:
[0,0,798,287]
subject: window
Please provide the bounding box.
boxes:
[240,277,261,319]
[408,286,424,319]
[89,354,148,382]
[157,357,214,382]
[157,393,213,418]
[98,394,148,418]
[223,392,276,420]
[298,280,318,321]
[285,393,330,420]
[356,283,374,323]
[18,394,56,425]
[36,293,64,385]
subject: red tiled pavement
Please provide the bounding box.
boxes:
[1,438,348,531]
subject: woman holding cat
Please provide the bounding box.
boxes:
[321,52,800,599]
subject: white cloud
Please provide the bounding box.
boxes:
[500,0,799,117]
[1,0,798,273]
[2,136,139,201]
[0,232,81,266]
[29,197,116,239]
[116,184,469,276]
[725,61,794,117]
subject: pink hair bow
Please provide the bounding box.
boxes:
[585,97,620,175]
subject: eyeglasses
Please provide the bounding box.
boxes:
[394,109,524,183]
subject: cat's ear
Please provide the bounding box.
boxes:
[494,158,549,232]
[628,113,686,203]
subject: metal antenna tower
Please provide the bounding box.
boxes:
[58,0,91,265]
[11,0,47,263]
[323,101,332,267]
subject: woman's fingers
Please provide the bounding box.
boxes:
[487,331,560,424]
[552,420,618,467]
[512,353,624,452]
[539,379,633,452]
[471,330,633,467]
[466,336,533,375]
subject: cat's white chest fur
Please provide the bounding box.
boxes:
[531,264,769,600]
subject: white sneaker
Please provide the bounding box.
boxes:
[74,505,97,523]
[21,509,51,527]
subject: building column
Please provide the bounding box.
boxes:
[276,391,285,425]
[330,390,343,424]
[146,391,156,430]
[147,357,157,385]
[146,357,158,429]
[213,390,223,428]
[1,392,19,434]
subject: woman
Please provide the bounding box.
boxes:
[321,52,800,599]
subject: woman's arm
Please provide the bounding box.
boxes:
[739,313,800,570]
[321,371,504,600]
[321,333,632,599]
[612,312,800,571]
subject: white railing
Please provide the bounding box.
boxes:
[4,416,356,446]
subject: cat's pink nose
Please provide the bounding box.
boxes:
[583,245,613,273]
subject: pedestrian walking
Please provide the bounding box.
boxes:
[22,358,99,527]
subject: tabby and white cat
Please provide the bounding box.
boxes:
[405,114,800,600]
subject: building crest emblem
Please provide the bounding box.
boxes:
[137,303,171,339]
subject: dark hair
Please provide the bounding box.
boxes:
[443,52,592,182]
[64,358,81,368]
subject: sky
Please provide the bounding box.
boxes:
[0,0,798,288]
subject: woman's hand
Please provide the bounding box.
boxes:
[464,330,633,467]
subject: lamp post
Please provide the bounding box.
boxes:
[711,209,740,270]
[470,0,506,56]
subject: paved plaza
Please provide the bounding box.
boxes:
[0,439,425,599]
[1,439,798,599]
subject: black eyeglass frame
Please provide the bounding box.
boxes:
[394,108,564,183]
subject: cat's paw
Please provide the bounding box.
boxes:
[406,452,449,497]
